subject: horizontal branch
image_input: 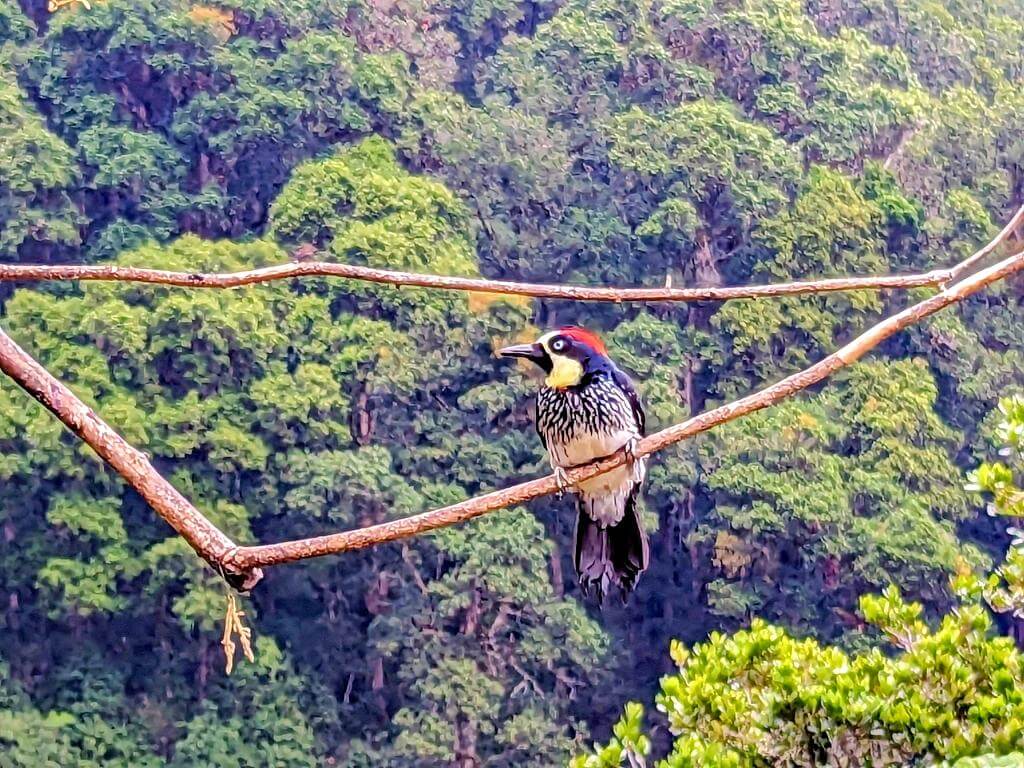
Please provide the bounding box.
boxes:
[225,246,1024,570]
[0,261,954,303]
[0,203,1021,586]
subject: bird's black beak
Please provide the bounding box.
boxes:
[498,342,546,366]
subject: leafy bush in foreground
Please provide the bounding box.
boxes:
[575,588,1024,768]
[576,397,1024,767]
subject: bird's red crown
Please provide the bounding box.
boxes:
[559,326,607,355]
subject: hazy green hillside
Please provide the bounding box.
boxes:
[1,0,1023,763]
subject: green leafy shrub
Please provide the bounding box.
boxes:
[574,398,1024,767]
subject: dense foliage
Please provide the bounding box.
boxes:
[1,0,1023,763]
[576,597,1024,767]
[575,399,1024,767]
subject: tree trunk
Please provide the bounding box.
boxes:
[351,389,373,445]
[453,717,481,768]
[692,233,723,288]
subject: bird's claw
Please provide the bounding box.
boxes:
[553,466,570,497]
[623,437,638,462]
[624,437,644,483]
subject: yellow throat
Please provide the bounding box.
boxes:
[545,356,583,389]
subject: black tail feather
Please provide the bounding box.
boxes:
[574,487,649,602]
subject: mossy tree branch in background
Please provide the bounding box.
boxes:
[0,204,1022,588]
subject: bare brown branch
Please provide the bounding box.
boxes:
[0,328,263,590]
[944,203,1024,285]
[1,203,1023,585]
[224,247,1024,571]
[0,261,953,303]
[5,203,1020,301]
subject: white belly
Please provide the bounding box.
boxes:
[577,462,636,498]
[549,427,635,469]
[548,428,645,527]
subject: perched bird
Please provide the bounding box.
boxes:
[499,327,649,601]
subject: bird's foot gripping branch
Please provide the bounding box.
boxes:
[0,204,1022,611]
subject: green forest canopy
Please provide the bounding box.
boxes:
[1,0,1024,763]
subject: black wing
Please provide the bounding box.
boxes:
[611,366,646,437]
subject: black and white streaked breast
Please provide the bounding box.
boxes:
[536,373,640,468]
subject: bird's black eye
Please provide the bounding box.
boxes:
[551,338,567,352]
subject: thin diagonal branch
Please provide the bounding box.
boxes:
[224,246,1024,571]
[0,327,262,591]
[1,205,1022,586]
[944,203,1024,285]
[0,260,958,303]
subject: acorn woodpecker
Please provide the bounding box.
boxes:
[500,327,649,601]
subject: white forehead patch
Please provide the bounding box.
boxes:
[537,331,562,352]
